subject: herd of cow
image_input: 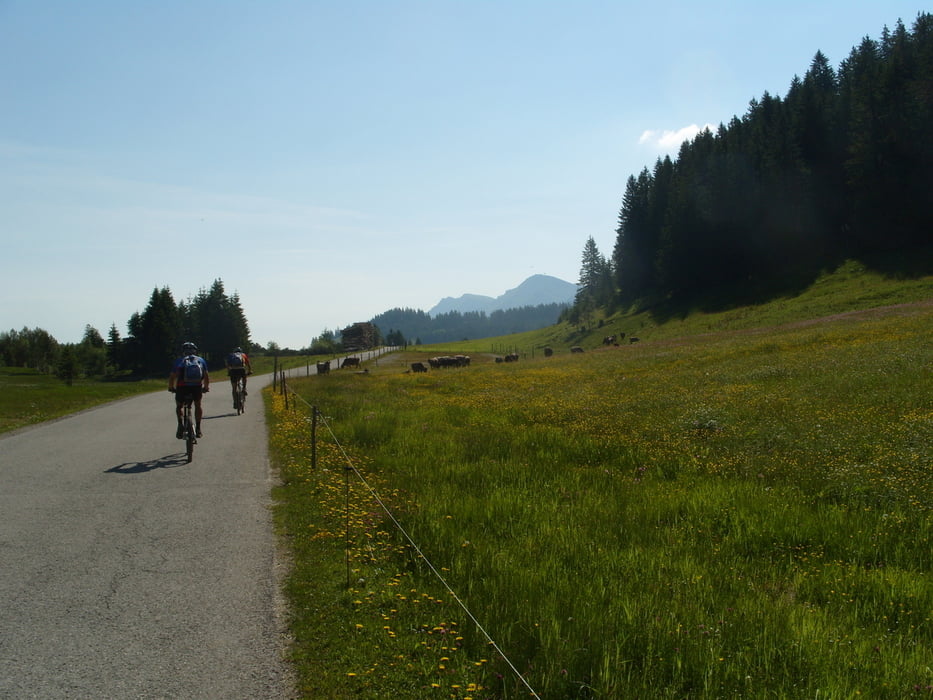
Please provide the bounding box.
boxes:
[315,356,362,375]
[495,353,520,363]
[602,334,640,345]
[316,339,642,377]
[407,355,470,373]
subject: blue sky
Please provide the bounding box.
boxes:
[1,1,924,349]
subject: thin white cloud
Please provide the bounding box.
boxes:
[638,123,716,151]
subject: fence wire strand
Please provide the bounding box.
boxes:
[278,377,540,699]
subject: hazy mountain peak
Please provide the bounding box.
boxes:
[429,274,577,316]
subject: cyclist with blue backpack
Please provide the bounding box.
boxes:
[168,342,210,438]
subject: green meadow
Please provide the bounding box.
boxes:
[0,368,165,434]
[268,269,932,698]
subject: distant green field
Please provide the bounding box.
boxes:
[267,263,932,699]
[0,368,164,434]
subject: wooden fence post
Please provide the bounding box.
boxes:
[311,406,317,470]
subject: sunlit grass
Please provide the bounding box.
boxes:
[0,367,163,434]
[268,301,932,698]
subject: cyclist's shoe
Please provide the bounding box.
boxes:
[243,389,248,396]
[196,428,203,438]
[176,425,184,439]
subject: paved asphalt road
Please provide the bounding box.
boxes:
[0,372,296,699]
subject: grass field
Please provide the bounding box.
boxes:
[267,276,932,698]
[0,368,166,434]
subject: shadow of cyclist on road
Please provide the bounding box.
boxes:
[105,454,190,474]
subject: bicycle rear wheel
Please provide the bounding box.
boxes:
[236,378,246,414]
[184,405,196,462]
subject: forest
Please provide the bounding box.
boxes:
[570,14,932,318]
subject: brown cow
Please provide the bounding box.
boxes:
[570,346,584,353]
[316,360,331,374]
[411,362,428,373]
[341,356,361,369]
[543,347,553,357]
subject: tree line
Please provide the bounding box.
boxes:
[572,14,932,317]
[370,303,569,345]
[1,279,251,380]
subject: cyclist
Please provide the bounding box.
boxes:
[168,341,210,438]
[224,346,252,408]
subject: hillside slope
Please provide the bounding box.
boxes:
[418,260,933,353]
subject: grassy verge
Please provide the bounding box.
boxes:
[267,297,932,698]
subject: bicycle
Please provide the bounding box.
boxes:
[180,394,197,462]
[233,375,246,415]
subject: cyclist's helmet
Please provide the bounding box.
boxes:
[234,347,242,353]
[182,342,198,355]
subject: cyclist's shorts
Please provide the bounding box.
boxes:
[228,368,247,379]
[175,386,203,404]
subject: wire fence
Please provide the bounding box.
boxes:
[271,347,392,384]
[273,369,541,699]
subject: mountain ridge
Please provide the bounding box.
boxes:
[429,274,577,316]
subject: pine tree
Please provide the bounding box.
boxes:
[136,287,180,374]
[577,236,609,303]
[107,324,123,372]
[182,279,251,363]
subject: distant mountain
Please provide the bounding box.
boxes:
[429,274,577,316]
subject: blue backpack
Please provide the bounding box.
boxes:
[227,352,244,368]
[182,355,203,383]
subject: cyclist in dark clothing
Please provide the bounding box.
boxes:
[169,342,210,438]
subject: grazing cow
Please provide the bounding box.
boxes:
[629,337,640,344]
[411,361,428,373]
[504,353,519,362]
[432,355,470,368]
[543,346,553,357]
[495,356,504,363]
[341,356,361,369]
[603,335,616,345]
[316,360,331,375]
[570,346,584,354]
